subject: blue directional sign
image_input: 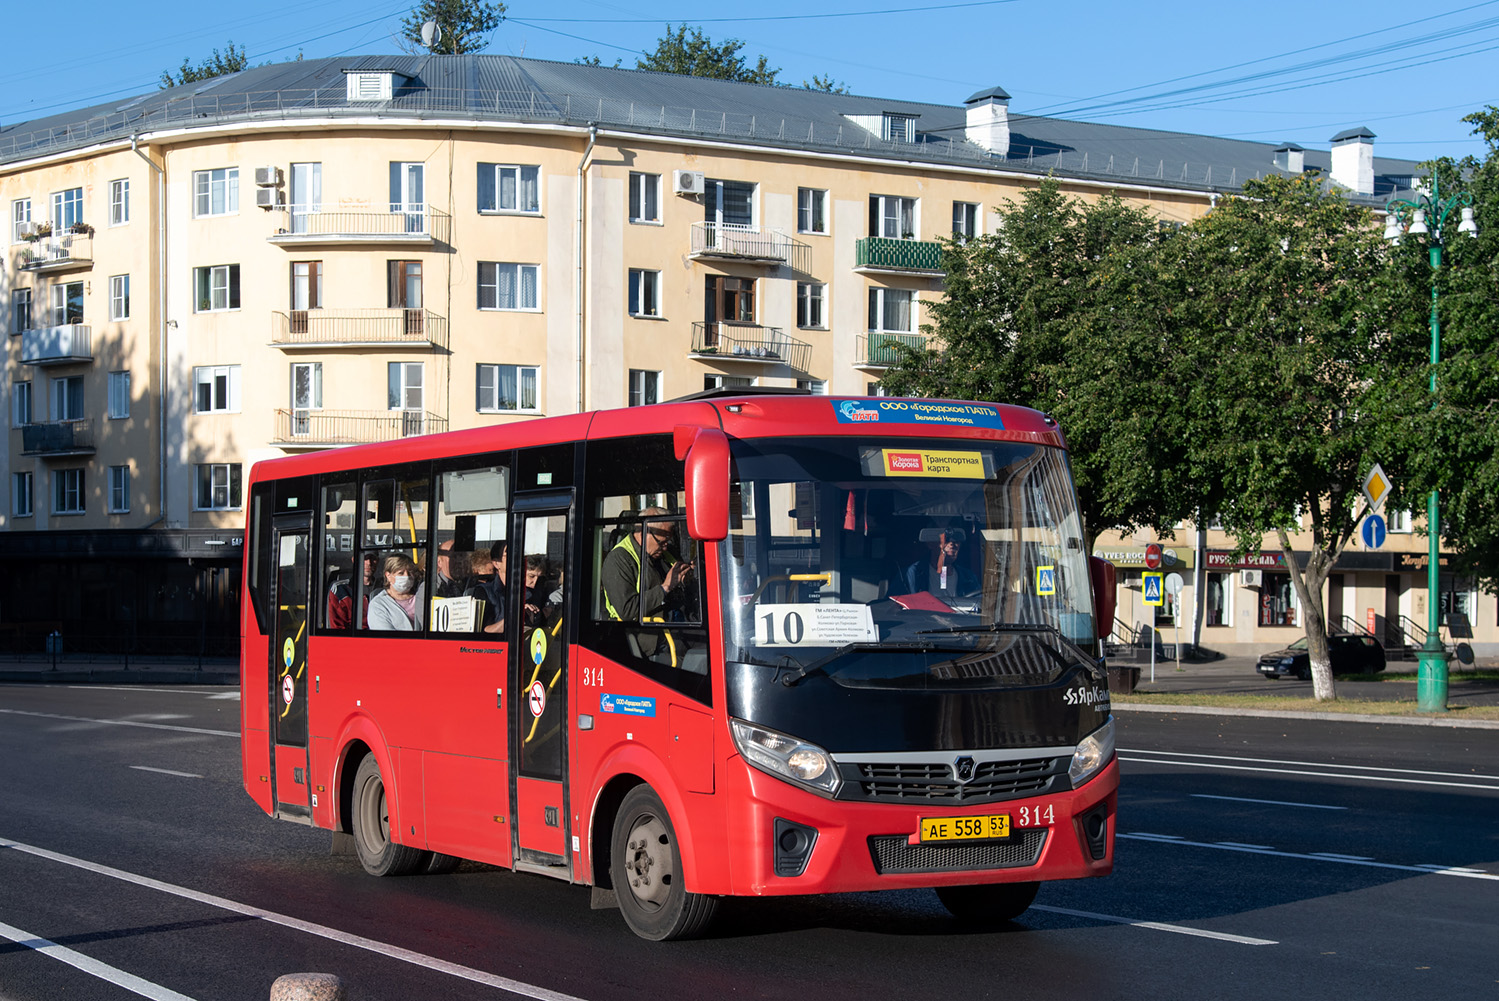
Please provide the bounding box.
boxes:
[1142,571,1164,607]
[1362,513,1387,549]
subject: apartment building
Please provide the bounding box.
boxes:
[0,54,1450,656]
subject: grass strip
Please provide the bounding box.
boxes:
[1111,691,1499,720]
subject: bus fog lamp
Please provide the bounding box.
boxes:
[1068,716,1116,786]
[731,719,841,796]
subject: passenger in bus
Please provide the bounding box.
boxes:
[431,539,472,598]
[328,553,379,630]
[903,527,980,599]
[521,555,548,630]
[601,509,695,624]
[477,542,509,635]
[366,554,425,631]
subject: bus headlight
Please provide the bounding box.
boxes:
[1068,716,1116,787]
[731,719,841,797]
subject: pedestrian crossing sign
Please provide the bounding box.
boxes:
[1142,571,1164,606]
[1036,565,1056,596]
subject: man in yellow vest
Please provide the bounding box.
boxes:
[601,507,695,624]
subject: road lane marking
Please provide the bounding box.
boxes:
[1120,833,1499,880]
[1120,756,1499,793]
[1215,842,1274,850]
[1192,793,1346,810]
[0,918,200,1001]
[0,837,590,1001]
[1122,748,1499,784]
[66,687,238,697]
[1311,853,1374,861]
[129,766,203,779]
[0,709,235,738]
[1029,905,1277,946]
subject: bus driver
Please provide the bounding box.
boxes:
[601,508,694,624]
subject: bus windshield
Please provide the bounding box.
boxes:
[722,436,1096,686]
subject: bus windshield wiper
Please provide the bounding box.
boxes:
[778,641,943,686]
[916,623,1059,636]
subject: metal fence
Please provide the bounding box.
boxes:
[271,409,448,445]
[270,205,451,244]
[690,322,811,371]
[271,308,447,348]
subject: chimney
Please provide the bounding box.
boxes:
[1329,127,1375,195]
[965,86,1011,156]
[1273,142,1305,174]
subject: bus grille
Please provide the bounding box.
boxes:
[840,757,1064,804]
[868,829,1047,874]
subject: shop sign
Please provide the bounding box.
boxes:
[1205,551,1286,570]
[1396,553,1451,570]
[1092,546,1194,569]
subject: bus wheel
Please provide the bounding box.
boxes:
[936,881,1040,923]
[424,853,462,875]
[351,756,426,877]
[611,785,719,941]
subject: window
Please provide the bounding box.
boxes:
[952,201,979,241]
[706,276,755,325]
[195,463,243,510]
[389,162,425,232]
[883,114,916,143]
[1388,509,1413,533]
[53,469,84,514]
[12,471,32,518]
[389,362,425,410]
[1205,572,1233,626]
[1259,572,1299,627]
[109,275,130,321]
[798,188,828,234]
[108,371,130,419]
[346,72,392,101]
[629,172,660,223]
[629,269,660,317]
[194,265,241,312]
[13,381,31,426]
[110,180,130,226]
[389,260,423,309]
[291,362,322,422]
[477,364,539,412]
[51,188,83,231]
[628,369,661,407]
[290,261,322,332]
[193,168,239,217]
[868,287,914,332]
[704,374,753,392]
[50,376,83,421]
[11,199,31,243]
[478,163,540,213]
[797,282,826,328]
[109,466,130,513]
[867,381,888,396]
[478,263,539,311]
[797,379,827,395]
[194,365,241,413]
[51,282,84,325]
[12,289,31,333]
[869,194,917,239]
[289,163,321,232]
[704,179,755,228]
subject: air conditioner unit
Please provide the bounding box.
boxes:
[1240,569,1262,587]
[673,169,705,196]
[17,221,38,238]
[255,187,285,209]
[254,166,284,187]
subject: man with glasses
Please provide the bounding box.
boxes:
[601,507,695,624]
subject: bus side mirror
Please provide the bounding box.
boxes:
[676,425,730,541]
[1089,556,1116,640]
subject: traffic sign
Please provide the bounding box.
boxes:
[1144,544,1162,570]
[1142,572,1164,606]
[1361,513,1387,549]
[1164,572,1184,596]
[1362,464,1393,512]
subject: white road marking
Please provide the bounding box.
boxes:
[66,687,237,697]
[206,692,241,700]
[129,766,203,779]
[0,708,235,738]
[1215,842,1274,850]
[0,837,590,1001]
[0,918,201,1001]
[1192,793,1346,810]
[1120,755,1499,793]
[1123,747,1499,785]
[1120,833,1499,880]
[1311,853,1374,861]
[1030,905,1277,946]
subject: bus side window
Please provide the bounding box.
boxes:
[360,466,431,632]
[432,461,510,634]
[321,479,358,632]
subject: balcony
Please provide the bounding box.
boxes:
[270,309,447,350]
[271,409,449,448]
[854,236,944,276]
[21,324,92,366]
[690,223,810,270]
[20,232,93,273]
[690,322,812,372]
[21,419,94,457]
[856,331,928,369]
[266,205,451,246]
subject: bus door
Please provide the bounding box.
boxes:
[269,514,313,822]
[509,501,572,871]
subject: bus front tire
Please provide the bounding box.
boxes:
[351,755,426,877]
[610,785,719,941]
[936,881,1040,923]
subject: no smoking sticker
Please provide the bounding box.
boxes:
[528,680,547,718]
[281,674,295,706]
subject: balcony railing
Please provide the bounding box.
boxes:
[270,309,447,349]
[20,232,93,273]
[857,331,928,368]
[690,222,809,270]
[271,409,449,447]
[854,236,944,275]
[690,322,812,371]
[21,419,94,456]
[21,324,92,366]
[267,205,451,245]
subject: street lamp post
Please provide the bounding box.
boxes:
[1384,173,1478,713]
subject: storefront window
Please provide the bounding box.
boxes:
[1259,572,1297,627]
[1205,572,1232,626]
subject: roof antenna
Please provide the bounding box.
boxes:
[420,20,443,52]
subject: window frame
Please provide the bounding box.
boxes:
[108,371,130,419]
[108,465,131,513]
[797,187,828,234]
[13,380,32,427]
[12,288,32,334]
[109,274,130,321]
[952,201,979,241]
[629,171,661,224]
[11,199,31,244]
[193,365,241,414]
[869,194,918,240]
[51,188,83,231]
[53,468,84,515]
[195,463,244,511]
[477,163,541,214]
[109,179,130,227]
[194,264,241,312]
[51,281,84,326]
[628,269,661,318]
[477,262,540,312]
[193,168,240,218]
[867,287,915,333]
[628,369,662,408]
[50,375,84,422]
[797,282,826,329]
[476,363,540,413]
[12,470,33,518]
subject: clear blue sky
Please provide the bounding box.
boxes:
[1,0,1494,161]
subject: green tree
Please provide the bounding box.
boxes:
[160,42,249,88]
[400,0,506,54]
[804,74,848,94]
[636,25,779,85]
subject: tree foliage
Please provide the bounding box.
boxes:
[400,0,506,54]
[160,42,249,88]
[804,74,848,94]
[636,25,779,85]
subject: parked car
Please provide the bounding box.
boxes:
[1257,634,1387,679]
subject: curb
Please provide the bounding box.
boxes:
[1113,701,1499,730]
[0,671,238,685]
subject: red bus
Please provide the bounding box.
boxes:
[240,393,1119,940]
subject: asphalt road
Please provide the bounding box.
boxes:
[1,683,1496,1001]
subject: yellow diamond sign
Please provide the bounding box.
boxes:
[1362,463,1392,513]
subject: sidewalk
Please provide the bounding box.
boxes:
[0,653,237,685]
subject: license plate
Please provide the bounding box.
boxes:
[919,813,1011,842]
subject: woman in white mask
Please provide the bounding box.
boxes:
[366,554,425,631]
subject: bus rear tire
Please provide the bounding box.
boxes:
[351,755,426,877]
[611,785,718,941]
[936,881,1040,923]
[424,852,462,874]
